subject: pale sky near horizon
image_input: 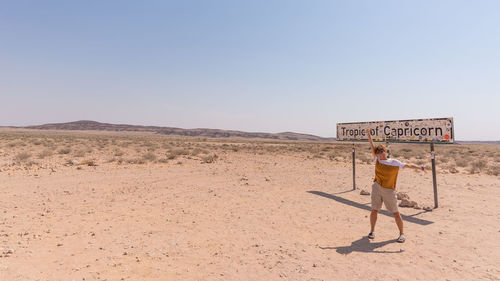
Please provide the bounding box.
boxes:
[1,1,499,140]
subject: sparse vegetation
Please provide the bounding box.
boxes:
[486,165,500,176]
[73,149,87,158]
[142,152,157,162]
[38,149,53,159]
[14,152,31,163]
[81,159,97,166]
[456,159,468,167]
[469,160,487,174]
[114,149,124,156]
[201,154,218,163]
[58,148,71,154]
[1,130,498,177]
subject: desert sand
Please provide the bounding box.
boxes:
[1,129,499,280]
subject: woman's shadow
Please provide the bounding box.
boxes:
[320,236,404,254]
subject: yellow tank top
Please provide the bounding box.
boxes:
[374,160,400,190]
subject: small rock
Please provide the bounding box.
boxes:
[360,189,370,195]
[449,167,459,174]
[423,206,433,211]
[396,192,410,200]
[399,199,418,208]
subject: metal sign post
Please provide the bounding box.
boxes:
[352,143,356,190]
[430,143,438,208]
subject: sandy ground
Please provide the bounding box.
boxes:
[1,132,499,280]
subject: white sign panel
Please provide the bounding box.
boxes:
[337,117,454,143]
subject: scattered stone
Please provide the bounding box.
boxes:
[449,167,459,174]
[1,249,13,258]
[396,192,410,200]
[399,199,418,208]
[360,189,370,195]
[423,206,433,211]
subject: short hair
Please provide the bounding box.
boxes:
[374,145,387,155]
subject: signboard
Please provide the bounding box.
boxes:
[336,117,454,143]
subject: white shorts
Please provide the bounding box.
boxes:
[371,182,399,213]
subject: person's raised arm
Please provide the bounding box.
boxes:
[403,163,426,172]
[366,127,376,158]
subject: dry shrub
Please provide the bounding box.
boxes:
[265,146,279,153]
[468,159,487,174]
[357,154,373,164]
[191,148,203,156]
[73,149,87,158]
[486,165,500,176]
[167,149,189,159]
[14,152,31,162]
[142,152,157,161]
[114,149,124,157]
[321,146,333,152]
[313,153,323,159]
[121,141,133,148]
[328,152,340,161]
[58,148,71,154]
[7,142,17,148]
[81,159,97,166]
[448,164,459,174]
[38,149,53,159]
[437,157,450,164]
[127,158,146,164]
[143,142,157,151]
[455,158,468,167]
[202,154,218,163]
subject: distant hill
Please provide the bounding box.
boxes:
[22,120,333,141]
[455,141,500,145]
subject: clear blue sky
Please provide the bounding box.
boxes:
[1,0,499,140]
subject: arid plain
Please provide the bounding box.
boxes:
[1,128,499,280]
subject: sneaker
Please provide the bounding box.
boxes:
[368,232,375,239]
[397,234,406,243]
